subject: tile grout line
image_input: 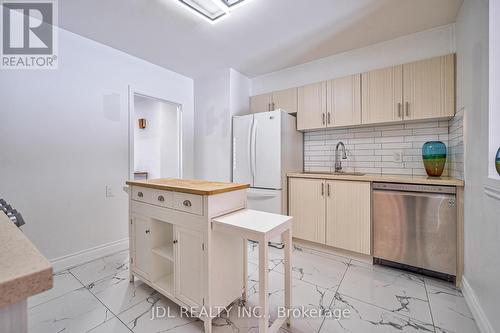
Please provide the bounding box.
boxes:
[28,271,87,310]
[317,258,352,333]
[68,269,135,333]
[423,278,437,333]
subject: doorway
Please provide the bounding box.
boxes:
[130,93,182,180]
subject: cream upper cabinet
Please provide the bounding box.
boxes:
[325,181,371,255]
[289,177,326,244]
[327,74,361,127]
[250,93,272,113]
[361,65,403,125]
[250,88,297,114]
[403,54,455,121]
[272,87,298,113]
[297,81,327,130]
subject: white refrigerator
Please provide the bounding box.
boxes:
[232,110,303,215]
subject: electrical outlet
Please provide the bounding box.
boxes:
[393,151,403,163]
[105,186,113,197]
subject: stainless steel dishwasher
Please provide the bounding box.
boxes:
[373,183,457,279]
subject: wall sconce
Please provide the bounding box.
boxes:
[138,118,146,129]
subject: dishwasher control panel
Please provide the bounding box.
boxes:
[372,182,456,194]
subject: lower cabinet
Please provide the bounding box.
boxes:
[289,178,326,243]
[289,178,371,255]
[174,226,204,308]
[132,215,152,279]
[325,181,371,254]
[131,215,204,308]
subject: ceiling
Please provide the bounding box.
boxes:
[58,0,463,79]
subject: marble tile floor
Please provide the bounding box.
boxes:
[27,244,479,333]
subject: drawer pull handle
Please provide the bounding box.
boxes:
[145,229,150,234]
[173,240,178,244]
[158,195,165,202]
[183,200,192,207]
[137,192,143,198]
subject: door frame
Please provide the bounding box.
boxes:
[128,86,183,180]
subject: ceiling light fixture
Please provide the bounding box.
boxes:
[174,0,250,24]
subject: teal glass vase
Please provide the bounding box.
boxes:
[496,148,500,176]
[422,141,447,177]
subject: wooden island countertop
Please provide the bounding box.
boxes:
[126,178,250,195]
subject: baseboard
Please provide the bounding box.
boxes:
[50,238,129,272]
[462,276,495,333]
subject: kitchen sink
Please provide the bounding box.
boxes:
[305,171,366,176]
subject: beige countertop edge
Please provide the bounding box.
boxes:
[0,213,53,309]
[287,173,465,187]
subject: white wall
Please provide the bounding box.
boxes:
[133,98,180,179]
[134,98,163,179]
[251,24,455,95]
[194,68,250,181]
[489,0,500,180]
[456,1,500,332]
[0,28,194,266]
[160,103,181,178]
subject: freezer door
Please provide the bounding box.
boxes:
[253,111,282,189]
[246,188,282,214]
[232,115,254,186]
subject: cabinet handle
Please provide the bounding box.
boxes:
[327,112,331,124]
[321,183,324,196]
[322,113,325,125]
[173,240,178,244]
[271,102,275,110]
[137,191,143,198]
[157,195,165,202]
[183,200,192,207]
[327,183,330,197]
[145,229,150,234]
[405,102,410,117]
[397,103,402,118]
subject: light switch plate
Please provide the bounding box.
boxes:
[393,151,403,163]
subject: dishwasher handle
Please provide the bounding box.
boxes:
[372,182,456,194]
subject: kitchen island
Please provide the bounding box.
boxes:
[125,178,251,332]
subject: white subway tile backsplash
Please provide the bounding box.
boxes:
[303,117,464,178]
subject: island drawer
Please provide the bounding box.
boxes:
[173,192,203,215]
[131,187,153,204]
[150,190,173,208]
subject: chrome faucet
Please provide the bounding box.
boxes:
[334,141,347,172]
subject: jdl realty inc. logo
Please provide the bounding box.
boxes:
[1,0,58,69]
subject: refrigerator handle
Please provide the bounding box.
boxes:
[250,118,257,179]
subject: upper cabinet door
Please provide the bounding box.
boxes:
[297,81,327,131]
[250,93,272,113]
[272,87,297,113]
[327,74,361,127]
[403,54,455,121]
[361,65,403,125]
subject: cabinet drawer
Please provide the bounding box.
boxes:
[131,187,153,204]
[173,192,203,215]
[150,190,173,208]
